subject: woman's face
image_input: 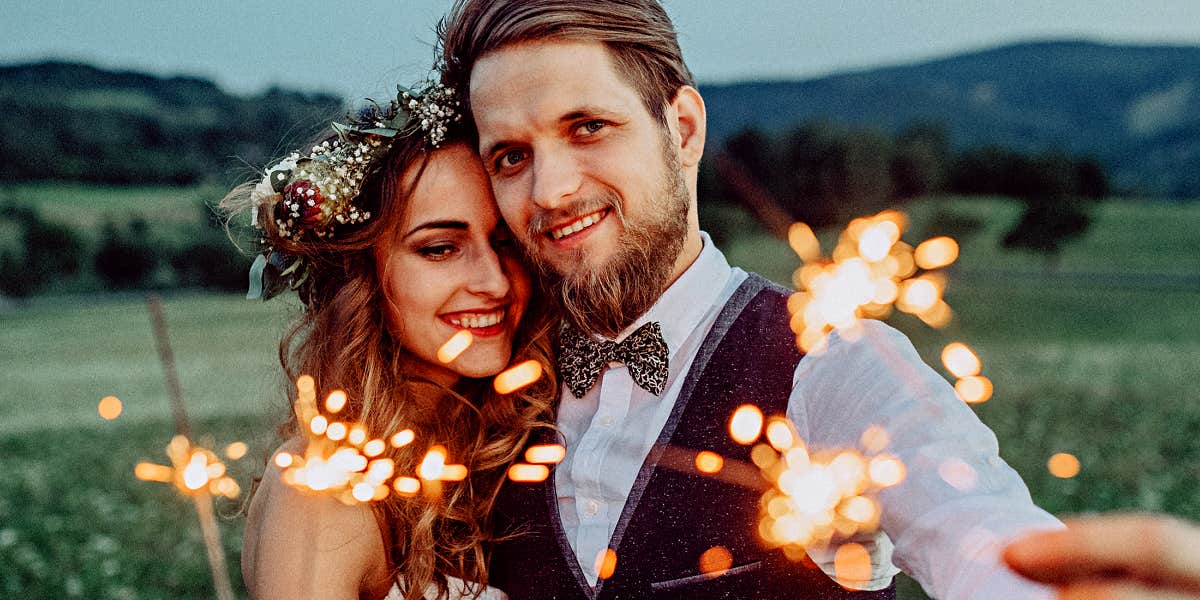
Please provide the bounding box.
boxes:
[377,143,532,385]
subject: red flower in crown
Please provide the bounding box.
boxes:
[282,180,326,227]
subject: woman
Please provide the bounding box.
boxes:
[224,82,556,600]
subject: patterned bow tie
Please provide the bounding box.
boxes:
[559,321,669,398]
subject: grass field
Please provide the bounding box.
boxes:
[1,192,1198,599]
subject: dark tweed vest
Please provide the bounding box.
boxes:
[489,275,896,599]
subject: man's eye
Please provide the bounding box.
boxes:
[577,120,605,135]
[497,149,527,170]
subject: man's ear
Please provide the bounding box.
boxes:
[669,85,706,168]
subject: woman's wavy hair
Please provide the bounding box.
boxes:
[221,112,557,600]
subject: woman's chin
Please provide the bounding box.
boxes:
[451,353,513,381]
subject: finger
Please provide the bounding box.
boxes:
[1060,581,1200,600]
[1005,514,1200,588]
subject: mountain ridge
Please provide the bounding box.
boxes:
[3,40,1200,196]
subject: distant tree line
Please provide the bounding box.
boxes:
[0,201,247,298]
[700,121,1109,259]
[0,61,342,184]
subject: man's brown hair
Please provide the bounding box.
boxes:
[438,0,695,125]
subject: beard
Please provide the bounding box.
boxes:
[522,146,690,339]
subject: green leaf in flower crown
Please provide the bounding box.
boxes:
[360,128,399,137]
[268,168,293,193]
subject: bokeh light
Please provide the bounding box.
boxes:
[98,396,123,420]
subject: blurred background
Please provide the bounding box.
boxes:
[1,2,1198,598]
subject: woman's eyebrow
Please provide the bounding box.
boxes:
[403,220,469,239]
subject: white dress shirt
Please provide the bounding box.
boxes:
[554,232,1061,599]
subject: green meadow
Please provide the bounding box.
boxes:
[1,189,1198,599]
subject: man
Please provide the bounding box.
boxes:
[439,1,1061,597]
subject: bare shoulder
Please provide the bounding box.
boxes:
[243,438,392,600]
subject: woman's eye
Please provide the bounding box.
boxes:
[419,244,457,259]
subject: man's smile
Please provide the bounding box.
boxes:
[547,208,610,241]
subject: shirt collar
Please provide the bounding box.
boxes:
[617,231,731,356]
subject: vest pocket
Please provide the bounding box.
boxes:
[648,560,764,591]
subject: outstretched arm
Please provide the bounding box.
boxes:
[1004,513,1200,599]
[790,321,1061,598]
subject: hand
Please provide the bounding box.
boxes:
[1004,513,1200,599]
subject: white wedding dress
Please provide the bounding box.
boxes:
[384,576,507,600]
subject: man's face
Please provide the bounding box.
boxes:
[469,40,691,336]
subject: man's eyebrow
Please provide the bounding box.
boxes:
[404,220,468,239]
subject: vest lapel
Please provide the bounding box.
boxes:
[592,275,773,597]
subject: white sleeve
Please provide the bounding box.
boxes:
[786,320,1063,599]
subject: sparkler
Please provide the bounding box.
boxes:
[270,327,554,504]
[137,295,236,600]
[728,408,905,558]
[719,212,993,563]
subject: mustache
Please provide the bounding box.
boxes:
[525,193,623,240]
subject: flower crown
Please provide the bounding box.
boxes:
[246,82,462,301]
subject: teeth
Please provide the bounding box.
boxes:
[449,310,505,329]
[551,210,604,240]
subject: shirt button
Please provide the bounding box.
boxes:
[585,500,600,516]
[599,416,615,427]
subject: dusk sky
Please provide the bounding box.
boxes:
[4,1,1200,99]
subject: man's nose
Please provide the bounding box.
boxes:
[530,150,581,211]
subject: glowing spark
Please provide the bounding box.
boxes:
[868,455,906,488]
[182,452,210,491]
[859,426,890,454]
[348,425,367,446]
[594,548,618,580]
[352,483,375,502]
[1047,453,1081,478]
[917,300,953,329]
[309,415,328,436]
[699,546,733,577]
[914,236,959,270]
[98,396,123,420]
[788,222,821,263]
[766,418,795,451]
[135,462,173,482]
[363,439,386,457]
[730,405,764,445]
[325,390,348,413]
[525,444,567,464]
[507,463,550,482]
[897,278,939,314]
[954,375,993,404]
[695,451,725,474]
[326,422,347,441]
[834,543,873,589]
[418,446,447,480]
[858,221,899,262]
[390,429,415,447]
[296,375,315,393]
[437,330,474,363]
[941,343,982,378]
[393,477,420,496]
[274,452,294,468]
[494,360,543,394]
[839,496,877,523]
[224,442,248,460]
[439,465,469,481]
